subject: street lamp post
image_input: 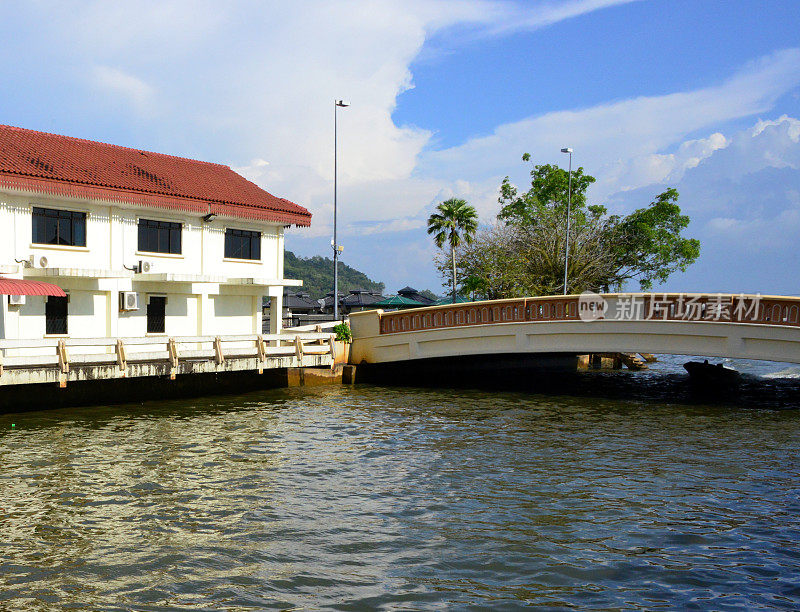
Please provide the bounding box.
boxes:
[561,147,573,295]
[333,99,349,321]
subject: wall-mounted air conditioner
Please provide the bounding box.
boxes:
[27,255,49,268]
[8,294,25,306]
[119,291,139,311]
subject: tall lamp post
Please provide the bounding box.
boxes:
[560,147,573,295]
[333,99,349,321]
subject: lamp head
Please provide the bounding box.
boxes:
[561,147,573,154]
[335,100,350,107]
[202,212,217,223]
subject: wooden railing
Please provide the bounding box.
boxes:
[0,332,336,378]
[378,294,800,334]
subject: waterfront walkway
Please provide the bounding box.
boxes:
[0,327,338,388]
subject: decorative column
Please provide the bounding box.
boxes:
[269,292,282,335]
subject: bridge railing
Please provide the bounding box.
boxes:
[376,293,800,335]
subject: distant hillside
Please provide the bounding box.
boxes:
[284,250,385,298]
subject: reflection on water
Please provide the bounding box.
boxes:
[1,380,800,609]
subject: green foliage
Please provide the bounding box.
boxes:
[446,155,701,297]
[284,250,384,298]
[614,188,701,290]
[427,198,479,250]
[333,322,352,343]
[498,161,597,226]
[460,275,487,300]
[427,198,478,301]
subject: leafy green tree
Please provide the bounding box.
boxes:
[427,198,478,303]
[453,155,699,296]
[612,188,700,289]
[460,276,486,301]
[498,153,598,226]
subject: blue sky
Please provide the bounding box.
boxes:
[1,0,799,295]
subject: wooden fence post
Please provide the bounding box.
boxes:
[115,339,127,374]
[214,337,225,365]
[57,339,69,388]
[256,334,266,374]
[167,338,179,380]
[57,339,69,374]
[294,335,303,361]
[328,335,336,369]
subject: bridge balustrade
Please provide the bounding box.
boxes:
[379,296,578,334]
[376,294,800,335]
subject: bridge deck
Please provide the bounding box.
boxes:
[349,293,800,365]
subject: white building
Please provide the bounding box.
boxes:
[0,124,311,343]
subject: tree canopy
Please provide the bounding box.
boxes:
[441,155,700,298]
[427,198,478,302]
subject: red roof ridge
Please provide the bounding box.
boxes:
[0,124,312,226]
[0,123,230,170]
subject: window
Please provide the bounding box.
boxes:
[32,207,86,247]
[138,219,182,254]
[46,295,68,335]
[224,228,261,260]
[147,296,166,334]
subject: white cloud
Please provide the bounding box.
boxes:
[357,218,427,235]
[752,114,800,141]
[91,66,155,113]
[421,48,800,207]
[15,1,646,238]
[604,132,729,195]
[416,0,642,38]
[607,115,800,293]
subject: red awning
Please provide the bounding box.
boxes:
[0,277,66,297]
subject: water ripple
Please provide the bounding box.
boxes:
[1,385,799,609]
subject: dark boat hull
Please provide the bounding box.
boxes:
[684,360,741,386]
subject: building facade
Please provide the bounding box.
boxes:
[0,125,311,344]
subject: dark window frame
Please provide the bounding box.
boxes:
[146,295,167,334]
[137,218,182,255]
[32,207,87,247]
[224,228,261,261]
[45,295,69,335]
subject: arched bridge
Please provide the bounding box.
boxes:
[348,293,800,365]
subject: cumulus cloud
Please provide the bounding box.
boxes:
[607,115,800,293]
[6,1,646,233]
[421,48,800,207]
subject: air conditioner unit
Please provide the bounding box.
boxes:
[25,255,49,268]
[132,260,153,274]
[119,291,139,311]
[8,294,25,306]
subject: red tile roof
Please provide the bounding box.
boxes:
[0,124,311,226]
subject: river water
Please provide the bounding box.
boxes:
[1,361,800,610]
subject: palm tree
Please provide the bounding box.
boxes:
[427,198,478,303]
